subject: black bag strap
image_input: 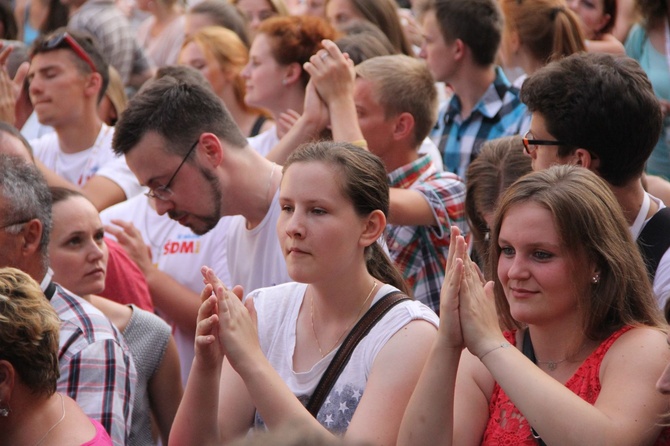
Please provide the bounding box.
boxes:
[522,330,547,446]
[305,290,410,417]
[637,207,670,280]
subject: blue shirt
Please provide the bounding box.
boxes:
[431,67,527,177]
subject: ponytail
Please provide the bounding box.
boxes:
[366,242,412,296]
[550,7,586,62]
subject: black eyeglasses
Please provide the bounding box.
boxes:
[522,130,571,155]
[41,32,97,73]
[145,139,199,201]
[0,218,32,231]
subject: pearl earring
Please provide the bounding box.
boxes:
[591,274,600,284]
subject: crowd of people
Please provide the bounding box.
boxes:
[0,0,670,444]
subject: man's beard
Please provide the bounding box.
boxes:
[168,166,223,235]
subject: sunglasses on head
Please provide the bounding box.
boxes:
[41,32,97,73]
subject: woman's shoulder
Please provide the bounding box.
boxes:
[601,326,668,374]
[249,282,306,322]
[607,325,666,351]
[624,23,649,57]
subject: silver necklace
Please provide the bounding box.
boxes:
[310,281,377,358]
[34,392,65,446]
[536,358,568,371]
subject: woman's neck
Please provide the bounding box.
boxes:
[219,87,259,137]
[268,86,305,121]
[308,272,379,322]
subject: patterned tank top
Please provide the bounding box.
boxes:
[482,326,670,445]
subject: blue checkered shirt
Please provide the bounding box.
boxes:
[431,67,527,177]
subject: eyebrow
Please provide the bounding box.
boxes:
[497,237,562,251]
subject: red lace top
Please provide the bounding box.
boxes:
[481,326,670,445]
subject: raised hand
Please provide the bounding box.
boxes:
[201,266,263,375]
[459,255,505,359]
[194,283,224,369]
[104,220,154,273]
[276,109,301,139]
[438,226,466,349]
[303,39,355,108]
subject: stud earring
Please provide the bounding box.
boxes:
[591,274,600,284]
[281,79,287,86]
[0,401,9,417]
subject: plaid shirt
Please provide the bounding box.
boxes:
[42,271,136,446]
[69,0,151,84]
[386,155,468,313]
[431,66,527,177]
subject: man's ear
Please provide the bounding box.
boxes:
[84,71,103,99]
[392,112,415,142]
[453,38,466,62]
[359,209,386,248]
[20,219,43,258]
[199,133,224,167]
[572,148,599,172]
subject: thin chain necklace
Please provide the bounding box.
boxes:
[536,358,568,371]
[34,392,65,446]
[310,280,377,358]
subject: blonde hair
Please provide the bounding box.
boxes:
[105,65,128,125]
[0,267,61,396]
[182,26,269,117]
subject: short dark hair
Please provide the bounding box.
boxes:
[113,75,248,158]
[431,0,503,66]
[30,27,110,103]
[520,52,662,187]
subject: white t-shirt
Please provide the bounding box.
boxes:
[100,194,231,385]
[226,189,291,293]
[247,126,279,157]
[251,282,438,432]
[630,192,670,309]
[30,124,143,199]
[418,137,444,172]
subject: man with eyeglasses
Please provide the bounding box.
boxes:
[112,74,291,298]
[0,154,136,446]
[26,28,143,211]
[520,52,670,317]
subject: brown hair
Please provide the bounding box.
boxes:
[501,0,585,65]
[332,0,413,56]
[258,15,338,88]
[465,136,531,273]
[489,165,665,338]
[188,0,251,47]
[283,141,411,295]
